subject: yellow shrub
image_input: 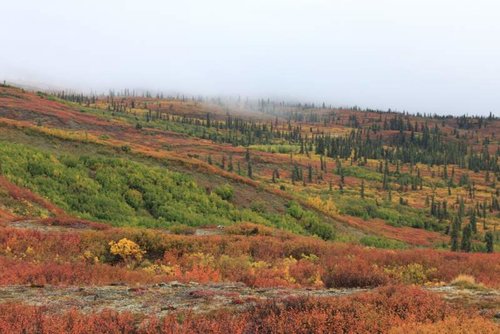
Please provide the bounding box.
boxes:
[279,256,298,284]
[25,246,35,256]
[450,274,484,290]
[218,255,253,281]
[385,263,436,285]
[300,253,319,262]
[143,264,178,276]
[109,238,145,265]
[185,252,216,269]
[251,260,269,270]
[307,196,337,215]
[82,250,99,264]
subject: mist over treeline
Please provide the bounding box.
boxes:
[17,82,493,121]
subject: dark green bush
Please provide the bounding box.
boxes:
[213,184,234,201]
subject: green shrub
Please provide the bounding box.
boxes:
[213,184,234,201]
[286,201,304,219]
[168,224,196,235]
[360,236,407,249]
[0,141,326,237]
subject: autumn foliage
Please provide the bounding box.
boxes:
[0,225,498,288]
[0,286,496,334]
[0,85,499,333]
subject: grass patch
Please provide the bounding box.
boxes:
[359,236,407,249]
[450,274,486,290]
[341,165,383,182]
[250,144,299,154]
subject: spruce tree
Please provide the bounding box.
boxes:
[470,210,477,234]
[460,224,472,252]
[228,155,234,172]
[458,197,465,219]
[247,161,253,178]
[382,165,389,190]
[450,217,460,251]
[221,156,226,169]
[485,232,494,253]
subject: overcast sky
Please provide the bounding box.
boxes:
[1,0,499,115]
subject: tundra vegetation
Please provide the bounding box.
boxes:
[0,84,498,333]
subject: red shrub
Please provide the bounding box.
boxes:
[0,227,498,288]
[321,258,390,288]
[0,286,487,334]
[289,259,321,286]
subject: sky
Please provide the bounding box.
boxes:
[1,0,499,115]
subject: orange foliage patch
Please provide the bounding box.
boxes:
[0,227,498,288]
[0,86,119,128]
[0,285,495,333]
[0,208,17,223]
[0,257,162,286]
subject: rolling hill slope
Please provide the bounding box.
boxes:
[0,83,499,332]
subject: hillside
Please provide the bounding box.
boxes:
[0,84,499,333]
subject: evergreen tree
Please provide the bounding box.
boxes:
[335,158,342,174]
[470,210,477,234]
[450,217,460,251]
[460,224,472,252]
[228,155,234,172]
[247,161,253,178]
[382,160,389,190]
[221,156,226,169]
[485,232,494,253]
[458,196,465,219]
[206,113,211,128]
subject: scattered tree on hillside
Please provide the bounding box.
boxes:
[485,232,494,253]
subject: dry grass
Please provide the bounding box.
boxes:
[450,274,485,290]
